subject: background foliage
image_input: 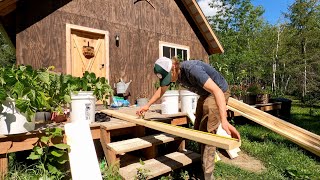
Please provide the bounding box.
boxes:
[207,0,320,104]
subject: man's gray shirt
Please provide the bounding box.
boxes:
[177,60,228,96]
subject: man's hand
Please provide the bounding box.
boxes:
[136,105,150,117]
[221,120,241,140]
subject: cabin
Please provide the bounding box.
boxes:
[0,0,223,104]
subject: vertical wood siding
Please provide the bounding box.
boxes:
[15,0,209,104]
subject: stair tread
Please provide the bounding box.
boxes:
[119,150,201,180]
[107,133,181,154]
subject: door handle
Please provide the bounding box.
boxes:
[100,64,105,69]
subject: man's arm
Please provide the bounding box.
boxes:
[202,78,228,124]
[136,86,168,115]
[202,78,240,139]
[146,86,168,107]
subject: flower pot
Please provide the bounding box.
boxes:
[244,94,257,105]
[35,111,52,123]
[256,94,270,104]
[0,98,35,135]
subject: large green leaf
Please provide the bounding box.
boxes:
[56,153,69,164]
[27,152,41,160]
[38,72,50,84]
[50,149,65,157]
[64,94,71,103]
[33,146,43,155]
[47,163,60,175]
[13,81,24,97]
[15,98,29,113]
[51,127,63,137]
[53,143,69,150]
[41,136,50,144]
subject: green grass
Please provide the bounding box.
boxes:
[212,99,320,180]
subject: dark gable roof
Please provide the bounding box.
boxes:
[0,0,224,54]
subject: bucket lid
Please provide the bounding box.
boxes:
[71,94,96,100]
[71,91,94,96]
[179,90,197,96]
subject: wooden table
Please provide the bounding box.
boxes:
[0,105,189,176]
[228,102,282,117]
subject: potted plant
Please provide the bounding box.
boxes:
[0,65,51,134]
[46,71,113,123]
[230,84,247,101]
[246,83,270,104]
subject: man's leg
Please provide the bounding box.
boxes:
[200,91,230,180]
[200,95,219,180]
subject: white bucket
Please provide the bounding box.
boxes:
[161,90,179,114]
[180,90,199,114]
[0,98,35,135]
[70,91,96,124]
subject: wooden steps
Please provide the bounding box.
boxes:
[107,133,181,154]
[119,150,201,180]
[98,114,202,179]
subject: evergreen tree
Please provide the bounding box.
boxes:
[284,0,320,98]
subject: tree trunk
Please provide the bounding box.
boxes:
[284,75,291,92]
[273,25,282,92]
[302,39,307,97]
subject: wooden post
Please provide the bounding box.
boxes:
[133,125,145,137]
[0,154,8,178]
[100,126,119,166]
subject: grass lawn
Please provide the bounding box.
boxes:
[213,100,320,180]
[4,100,320,180]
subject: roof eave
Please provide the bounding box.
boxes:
[181,0,224,55]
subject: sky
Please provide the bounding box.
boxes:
[198,0,295,25]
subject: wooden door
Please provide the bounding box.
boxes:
[70,29,107,78]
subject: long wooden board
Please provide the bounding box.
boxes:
[65,122,102,180]
[227,97,320,157]
[101,109,240,150]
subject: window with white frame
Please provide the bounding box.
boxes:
[159,41,190,61]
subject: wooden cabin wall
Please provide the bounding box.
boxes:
[15,0,209,104]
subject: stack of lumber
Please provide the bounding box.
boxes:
[227,97,320,157]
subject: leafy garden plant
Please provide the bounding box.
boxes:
[0,65,113,121]
[0,65,52,121]
[27,127,70,179]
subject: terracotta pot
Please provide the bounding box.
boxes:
[51,113,67,123]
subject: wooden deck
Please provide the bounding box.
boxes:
[0,105,189,177]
